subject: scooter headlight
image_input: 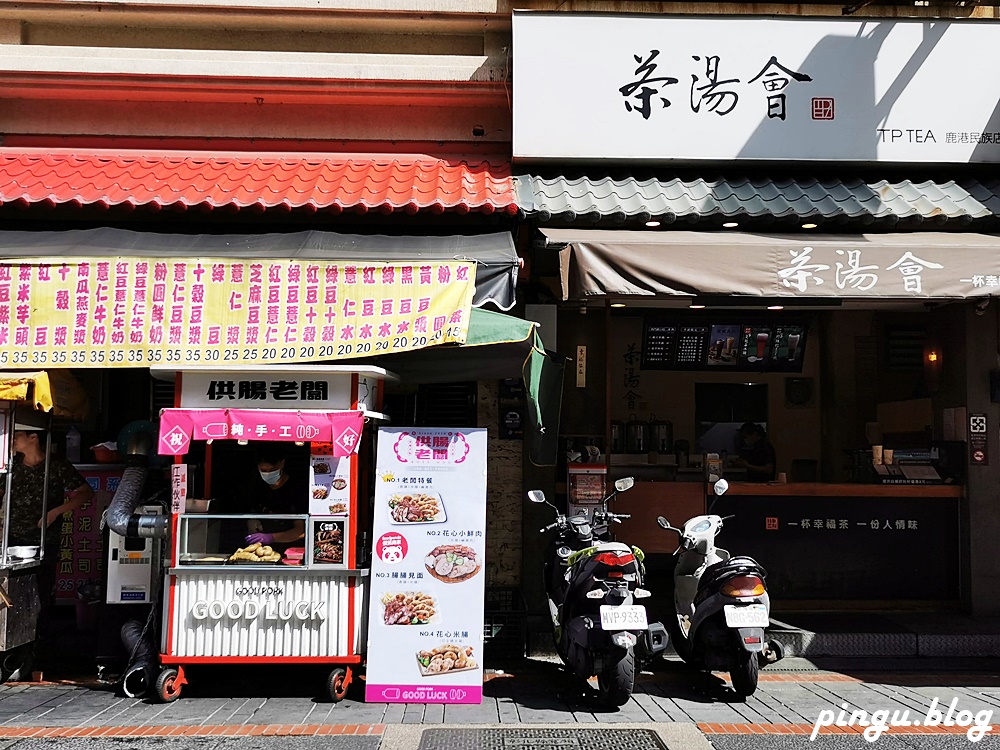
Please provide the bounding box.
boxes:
[720,575,766,597]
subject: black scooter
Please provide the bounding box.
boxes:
[529,477,668,706]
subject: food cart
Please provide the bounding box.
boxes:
[0,370,89,681]
[151,365,394,703]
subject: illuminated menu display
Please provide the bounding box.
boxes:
[641,324,677,368]
[675,326,710,365]
[641,317,808,372]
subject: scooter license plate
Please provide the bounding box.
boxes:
[723,604,769,628]
[599,605,648,631]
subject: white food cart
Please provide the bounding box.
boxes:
[151,365,394,702]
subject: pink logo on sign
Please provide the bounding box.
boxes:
[392,431,470,464]
[161,425,190,455]
[376,532,408,564]
[335,426,360,455]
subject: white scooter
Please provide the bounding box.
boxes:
[656,479,783,698]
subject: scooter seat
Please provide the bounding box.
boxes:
[698,556,767,591]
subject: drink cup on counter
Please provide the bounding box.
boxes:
[883,449,894,465]
[872,445,883,465]
[776,472,788,483]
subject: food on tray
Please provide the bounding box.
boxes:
[416,645,477,675]
[332,478,348,491]
[328,503,348,514]
[424,544,481,583]
[381,592,436,625]
[229,542,281,563]
[389,493,442,523]
[312,485,330,500]
[313,462,332,475]
[314,526,344,564]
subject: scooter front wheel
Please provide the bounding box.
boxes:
[597,648,635,707]
[729,648,759,699]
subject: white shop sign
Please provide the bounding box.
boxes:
[513,13,1000,164]
[181,370,362,410]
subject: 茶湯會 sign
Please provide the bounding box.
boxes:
[514,13,1000,164]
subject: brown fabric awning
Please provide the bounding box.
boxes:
[542,229,1000,300]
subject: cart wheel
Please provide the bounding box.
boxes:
[326,667,351,703]
[155,668,182,703]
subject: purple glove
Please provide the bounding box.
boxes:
[245,533,274,545]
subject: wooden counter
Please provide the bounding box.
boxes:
[722,482,963,498]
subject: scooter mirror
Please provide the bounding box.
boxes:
[614,477,635,492]
[527,490,547,504]
[656,516,670,529]
[713,478,729,496]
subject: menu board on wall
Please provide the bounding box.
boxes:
[56,465,119,601]
[365,427,488,705]
[642,317,809,372]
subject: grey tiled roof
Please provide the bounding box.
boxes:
[514,175,1000,225]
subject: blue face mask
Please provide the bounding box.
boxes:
[259,469,282,485]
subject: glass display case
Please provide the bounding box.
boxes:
[175,514,338,568]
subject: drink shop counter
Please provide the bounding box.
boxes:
[707,482,962,602]
[615,481,961,603]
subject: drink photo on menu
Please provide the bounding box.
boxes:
[741,326,773,366]
[707,324,741,367]
[772,326,806,369]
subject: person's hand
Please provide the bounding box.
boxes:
[245,533,274,545]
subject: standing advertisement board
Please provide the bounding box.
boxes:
[365,427,487,704]
[56,465,120,602]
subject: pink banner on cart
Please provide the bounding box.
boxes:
[366,684,483,705]
[158,408,363,456]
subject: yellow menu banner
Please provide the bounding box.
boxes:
[0,257,476,368]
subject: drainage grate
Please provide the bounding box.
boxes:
[417,728,667,750]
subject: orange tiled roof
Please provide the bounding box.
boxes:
[0,150,517,215]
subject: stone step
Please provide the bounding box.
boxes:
[526,612,1000,660]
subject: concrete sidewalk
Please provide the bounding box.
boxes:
[2,657,1000,734]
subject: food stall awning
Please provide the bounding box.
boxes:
[0,370,89,419]
[158,408,365,457]
[542,229,1000,300]
[0,227,519,311]
[371,308,564,466]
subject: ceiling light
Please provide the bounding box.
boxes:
[645,220,661,228]
[768,305,784,310]
[610,302,626,308]
[801,222,818,229]
[722,222,739,228]
[689,304,706,310]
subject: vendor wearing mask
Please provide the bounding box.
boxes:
[244,445,307,551]
[734,422,776,483]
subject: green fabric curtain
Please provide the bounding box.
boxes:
[370,308,565,466]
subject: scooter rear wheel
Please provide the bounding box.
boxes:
[730,648,759,699]
[597,648,635,707]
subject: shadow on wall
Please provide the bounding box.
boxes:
[737,21,947,162]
